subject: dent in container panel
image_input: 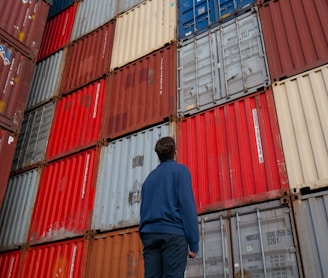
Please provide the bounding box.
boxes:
[178,10,270,116]
[177,90,288,213]
[21,238,87,277]
[0,169,40,251]
[258,0,328,81]
[85,227,144,278]
[0,0,50,59]
[0,250,21,277]
[46,78,107,161]
[105,45,177,140]
[93,122,175,232]
[0,41,35,132]
[60,20,115,95]
[38,2,78,61]
[26,50,65,110]
[292,190,328,278]
[0,128,17,211]
[11,102,55,172]
[272,65,328,194]
[110,0,177,71]
[185,200,300,277]
[70,0,117,42]
[27,148,100,245]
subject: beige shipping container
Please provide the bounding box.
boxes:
[273,64,328,194]
[110,0,177,71]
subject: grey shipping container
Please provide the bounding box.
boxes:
[0,168,40,251]
[26,50,65,110]
[177,9,270,116]
[185,199,301,277]
[12,102,55,172]
[292,190,328,278]
[92,122,175,232]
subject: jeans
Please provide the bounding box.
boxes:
[141,233,188,278]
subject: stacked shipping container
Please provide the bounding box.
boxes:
[0,0,327,277]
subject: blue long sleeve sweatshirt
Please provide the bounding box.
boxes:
[139,159,199,252]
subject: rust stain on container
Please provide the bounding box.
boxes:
[85,227,144,278]
[104,45,177,140]
[0,0,50,59]
[0,128,17,213]
[60,20,115,95]
[0,41,35,133]
[258,0,328,81]
[177,90,289,213]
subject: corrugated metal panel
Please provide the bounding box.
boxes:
[178,10,270,116]
[185,200,300,277]
[60,21,115,95]
[48,0,76,19]
[71,0,117,42]
[110,0,177,71]
[28,148,100,245]
[273,65,328,193]
[292,190,328,278]
[12,102,55,171]
[178,0,255,40]
[117,0,144,15]
[105,45,177,140]
[0,250,21,278]
[258,0,328,81]
[92,122,175,231]
[26,50,65,110]
[0,41,35,132]
[0,128,17,209]
[38,3,78,61]
[177,90,288,213]
[85,227,144,278]
[0,0,50,59]
[0,169,40,251]
[21,238,88,277]
[47,78,106,161]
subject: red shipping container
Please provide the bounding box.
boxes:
[0,128,18,209]
[38,3,78,61]
[0,41,35,133]
[0,0,50,60]
[104,45,177,140]
[21,238,87,277]
[46,78,107,161]
[0,250,21,278]
[258,0,328,81]
[60,20,115,95]
[177,90,289,213]
[28,148,100,245]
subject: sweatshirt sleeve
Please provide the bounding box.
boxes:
[178,165,200,252]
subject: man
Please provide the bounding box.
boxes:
[139,136,199,278]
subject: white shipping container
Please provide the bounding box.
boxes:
[292,190,328,278]
[12,102,55,171]
[185,200,301,277]
[0,169,40,251]
[273,64,328,193]
[92,122,175,231]
[110,0,177,71]
[27,50,65,110]
[178,9,270,116]
[71,0,117,41]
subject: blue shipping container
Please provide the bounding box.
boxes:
[48,0,76,18]
[178,0,255,39]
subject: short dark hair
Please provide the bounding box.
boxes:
[155,136,175,162]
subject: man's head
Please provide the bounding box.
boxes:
[155,136,176,162]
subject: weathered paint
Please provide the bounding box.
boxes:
[28,148,100,245]
[258,0,328,81]
[177,90,289,213]
[273,65,328,193]
[0,250,21,278]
